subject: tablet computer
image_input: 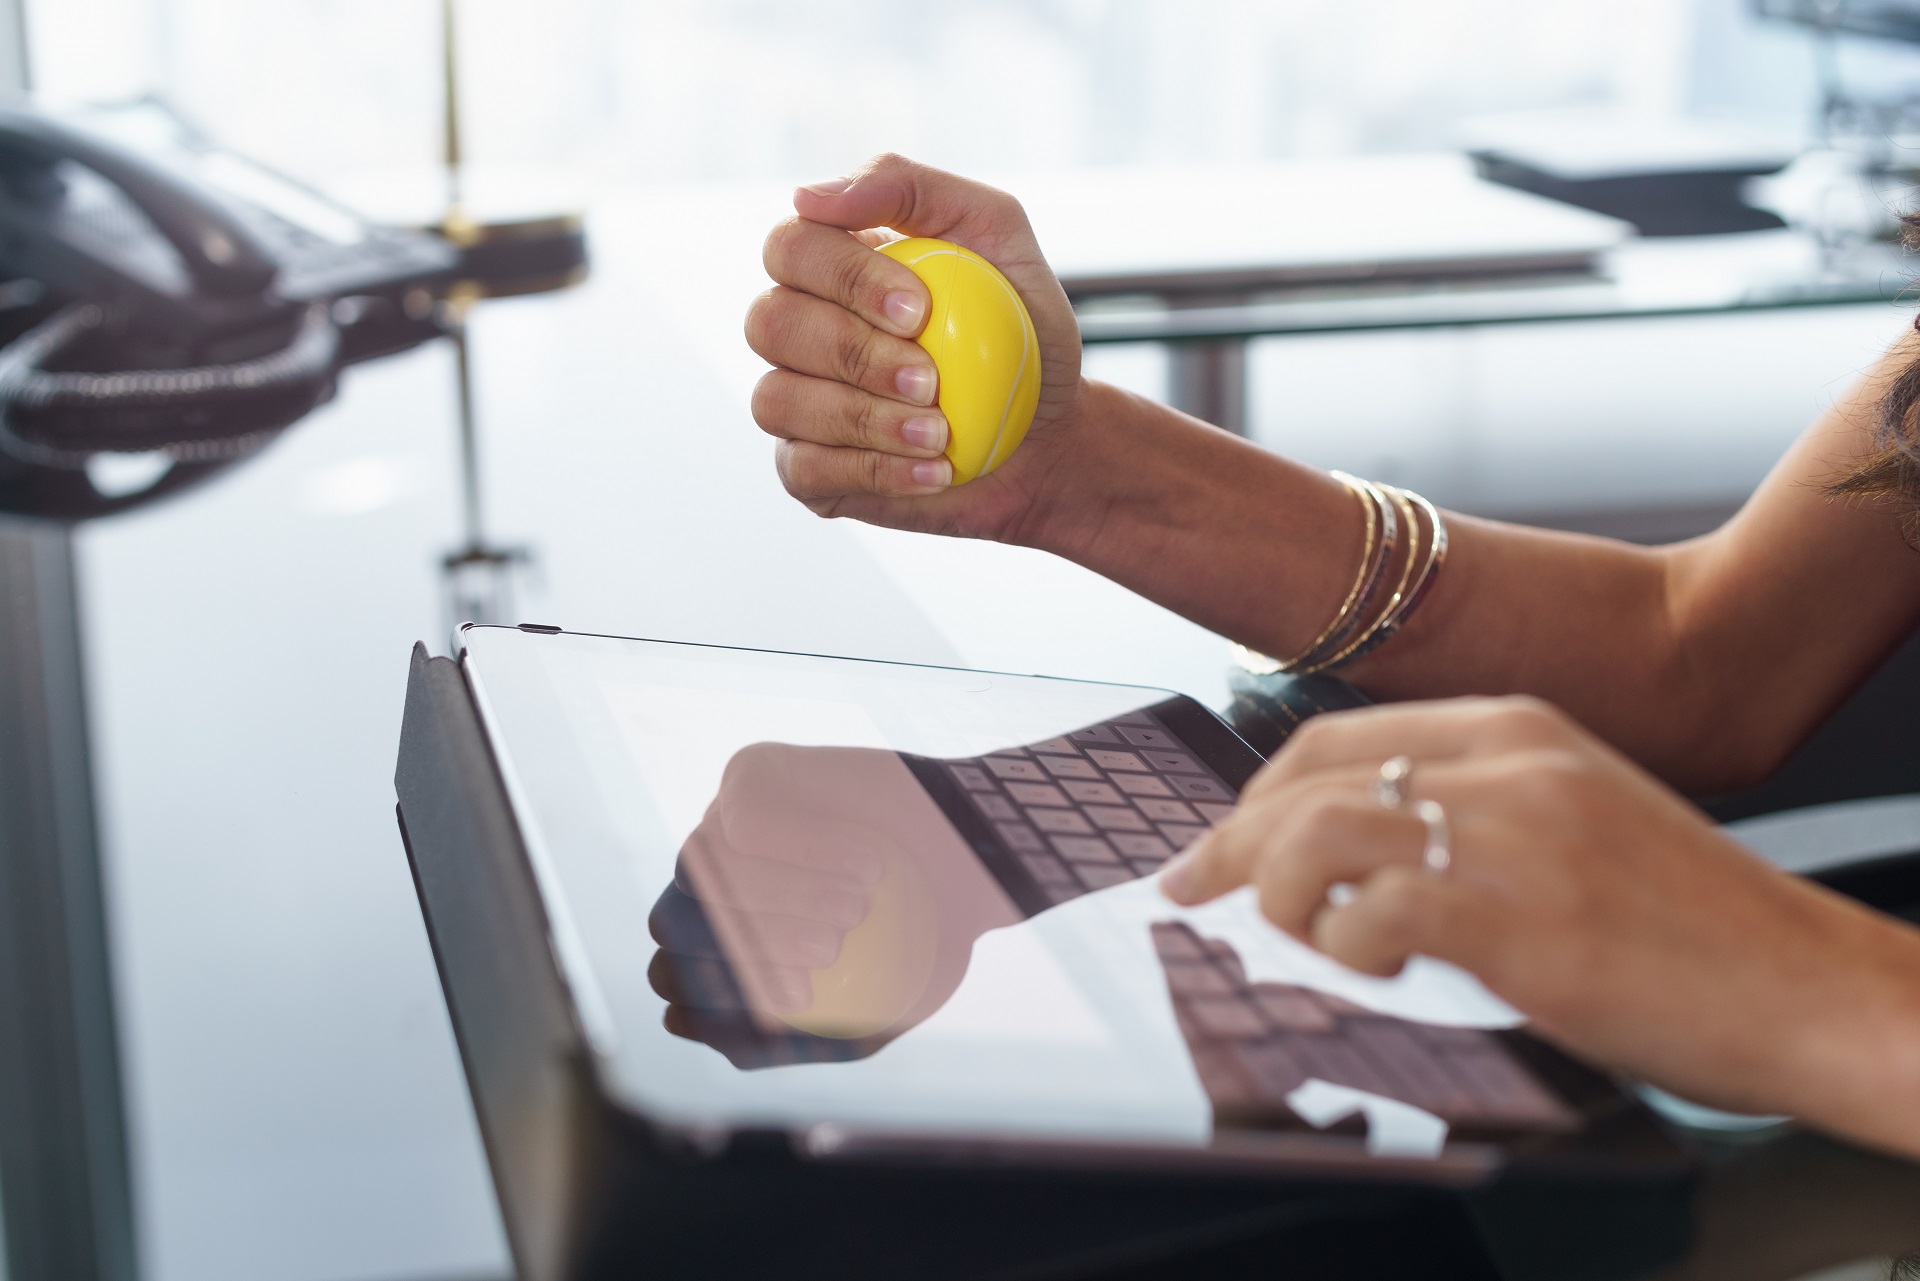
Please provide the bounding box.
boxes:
[445,623,1684,1181]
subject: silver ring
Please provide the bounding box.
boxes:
[1416,799,1450,874]
[1372,755,1413,810]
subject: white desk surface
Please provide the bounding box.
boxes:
[1017,154,1630,287]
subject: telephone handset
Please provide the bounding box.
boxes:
[0,102,461,519]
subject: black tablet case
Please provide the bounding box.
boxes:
[393,641,1692,1281]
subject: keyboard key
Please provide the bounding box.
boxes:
[1159,823,1208,849]
[1005,782,1069,807]
[1170,775,1233,801]
[1164,962,1233,997]
[1031,808,1094,835]
[1287,1035,1401,1100]
[1051,835,1120,865]
[1443,1046,1574,1126]
[995,822,1046,853]
[1151,922,1207,962]
[1114,773,1174,798]
[1030,736,1080,755]
[1188,995,1267,1039]
[1076,863,1134,890]
[1345,1020,1472,1114]
[1042,882,1083,905]
[1127,857,1168,877]
[1194,801,1236,824]
[1061,780,1124,805]
[1086,748,1147,771]
[1069,725,1122,745]
[973,793,1018,821]
[948,764,996,792]
[1110,832,1173,859]
[1136,798,1198,823]
[1202,940,1246,983]
[1231,1041,1311,1100]
[1018,852,1078,886]
[1252,989,1335,1033]
[1038,755,1100,780]
[987,757,1047,782]
[1143,750,1201,773]
[1189,1044,1259,1109]
[1117,726,1179,749]
[1085,804,1151,832]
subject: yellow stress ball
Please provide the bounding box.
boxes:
[878,237,1041,485]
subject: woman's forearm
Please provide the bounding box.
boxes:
[1017,376,1920,791]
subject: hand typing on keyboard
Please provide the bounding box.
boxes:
[1159,695,1920,1140]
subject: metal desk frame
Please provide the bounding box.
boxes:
[1068,238,1915,435]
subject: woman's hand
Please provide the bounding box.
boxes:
[745,153,1086,543]
[1161,695,1920,1155]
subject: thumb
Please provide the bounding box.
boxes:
[794,152,1035,260]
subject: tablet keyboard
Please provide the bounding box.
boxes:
[940,709,1238,907]
[1152,922,1579,1134]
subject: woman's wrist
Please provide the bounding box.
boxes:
[1006,378,1364,660]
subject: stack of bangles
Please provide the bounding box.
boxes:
[1232,470,1449,677]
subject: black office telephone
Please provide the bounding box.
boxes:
[0,101,461,520]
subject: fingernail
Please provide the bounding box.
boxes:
[900,416,947,452]
[883,290,926,333]
[910,458,952,489]
[1159,852,1198,903]
[895,365,937,405]
[801,176,852,196]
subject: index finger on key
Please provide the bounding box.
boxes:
[763,216,930,341]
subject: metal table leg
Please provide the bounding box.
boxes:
[1168,337,1249,436]
[0,517,138,1281]
[1164,290,1251,435]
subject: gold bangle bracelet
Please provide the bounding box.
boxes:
[1279,472,1400,673]
[1342,484,1449,663]
[1297,484,1422,674]
[1232,471,1379,676]
[1231,474,1446,679]
[1287,476,1396,671]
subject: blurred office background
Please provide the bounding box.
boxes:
[34,0,1920,524]
[27,0,1918,177]
[11,4,1920,1281]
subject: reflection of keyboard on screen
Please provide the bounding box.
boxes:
[1152,922,1579,1136]
[936,709,1238,908]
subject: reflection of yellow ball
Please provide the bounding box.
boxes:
[879,237,1041,485]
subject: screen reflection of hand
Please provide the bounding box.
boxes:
[649,742,1020,1068]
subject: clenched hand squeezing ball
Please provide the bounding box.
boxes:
[878,237,1041,485]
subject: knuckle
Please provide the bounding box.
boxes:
[839,328,878,386]
[1522,749,1598,810]
[771,440,805,496]
[749,370,788,429]
[1365,866,1433,930]
[742,288,787,356]
[831,247,878,311]
[1480,694,1568,743]
[761,217,803,275]
[857,448,888,494]
[1286,713,1343,757]
[1293,791,1357,842]
[854,394,891,448]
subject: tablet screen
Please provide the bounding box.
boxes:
[461,626,1583,1162]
